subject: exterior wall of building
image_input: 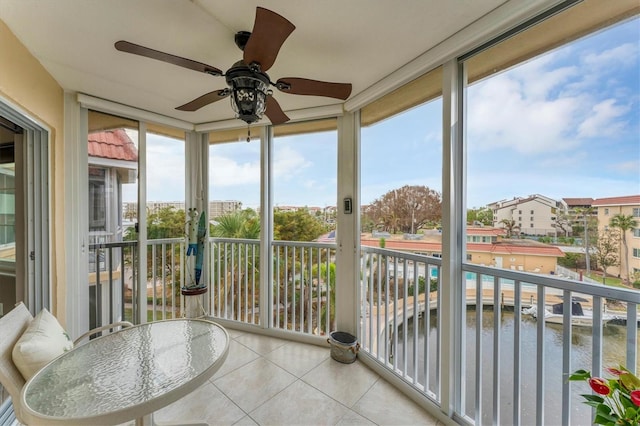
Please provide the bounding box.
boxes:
[123,200,242,221]
[208,200,242,219]
[514,199,557,236]
[490,195,559,236]
[595,199,640,281]
[468,251,557,274]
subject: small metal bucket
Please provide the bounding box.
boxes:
[327,331,360,363]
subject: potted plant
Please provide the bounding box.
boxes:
[569,366,640,425]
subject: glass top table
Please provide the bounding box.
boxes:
[20,318,229,425]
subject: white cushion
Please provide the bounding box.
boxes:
[12,308,73,380]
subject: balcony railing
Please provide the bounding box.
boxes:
[90,238,639,425]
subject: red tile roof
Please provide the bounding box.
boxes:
[88,129,138,161]
[360,237,564,257]
[467,227,505,236]
[592,195,640,206]
[562,197,594,206]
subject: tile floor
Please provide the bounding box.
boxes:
[153,328,443,425]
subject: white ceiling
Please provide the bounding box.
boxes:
[1,0,526,126]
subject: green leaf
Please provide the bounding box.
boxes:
[593,413,616,425]
[583,400,602,408]
[569,370,591,381]
[592,414,615,426]
[595,403,616,422]
[620,372,640,391]
[582,394,605,403]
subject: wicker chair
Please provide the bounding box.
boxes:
[0,302,132,424]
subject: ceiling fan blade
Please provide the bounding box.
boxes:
[276,78,352,100]
[265,96,290,125]
[176,89,230,111]
[115,41,223,76]
[243,7,295,72]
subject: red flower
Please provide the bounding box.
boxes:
[589,377,611,395]
[605,367,623,376]
[631,390,640,407]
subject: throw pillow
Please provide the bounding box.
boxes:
[12,308,73,380]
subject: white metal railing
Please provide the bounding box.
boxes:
[209,238,260,324]
[460,264,639,426]
[358,243,639,426]
[360,246,443,402]
[92,238,640,425]
[209,238,337,335]
[89,238,185,326]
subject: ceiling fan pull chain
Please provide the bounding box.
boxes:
[247,124,251,143]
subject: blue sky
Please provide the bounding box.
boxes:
[134,17,639,210]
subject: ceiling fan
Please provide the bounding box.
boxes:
[115,7,352,127]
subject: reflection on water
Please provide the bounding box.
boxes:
[397,309,639,425]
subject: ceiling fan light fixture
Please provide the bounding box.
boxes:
[115,8,351,126]
[226,64,271,124]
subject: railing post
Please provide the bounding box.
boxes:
[440,58,465,419]
[336,111,360,335]
[259,126,273,329]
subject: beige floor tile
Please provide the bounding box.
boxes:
[213,339,261,379]
[335,409,376,425]
[264,340,330,377]
[249,380,350,425]
[233,415,259,425]
[214,357,296,412]
[302,358,380,407]
[153,381,246,426]
[235,333,288,355]
[352,379,439,426]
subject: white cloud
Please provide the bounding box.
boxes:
[577,98,630,138]
[468,73,583,153]
[146,139,185,201]
[210,154,260,187]
[582,43,638,69]
[273,144,312,180]
[609,159,640,175]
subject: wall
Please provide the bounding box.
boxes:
[0,19,67,323]
[469,250,557,274]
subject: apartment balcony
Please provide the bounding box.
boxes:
[1,2,638,425]
[85,238,639,425]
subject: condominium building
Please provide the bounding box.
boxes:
[488,194,562,236]
[592,195,640,281]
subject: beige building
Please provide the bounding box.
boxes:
[360,227,564,275]
[122,200,241,221]
[592,195,640,282]
[488,194,562,236]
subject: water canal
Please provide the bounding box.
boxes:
[396,309,639,425]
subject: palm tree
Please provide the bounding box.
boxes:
[609,213,638,282]
[500,219,520,238]
[573,207,596,275]
[211,210,260,319]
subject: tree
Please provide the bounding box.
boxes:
[467,207,493,226]
[273,209,328,241]
[122,206,186,308]
[365,185,442,234]
[593,228,620,284]
[553,210,573,238]
[558,252,581,270]
[609,213,638,282]
[500,219,520,238]
[572,207,596,275]
[124,206,186,240]
[211,209,260,239]
[210,209,261,320]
